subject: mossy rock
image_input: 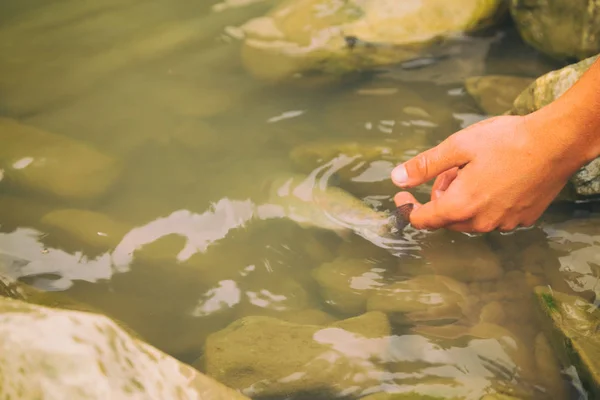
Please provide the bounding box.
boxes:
[202,311,391,398]
[510,0,600,61]
[239,0,508,84]
[533,286,600,399]
[509,55,599,115]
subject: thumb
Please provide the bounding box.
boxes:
[391,136,471,188]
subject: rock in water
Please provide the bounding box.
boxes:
[510,0,600,61]
[509,55,600,199]
[0,296,251,400]
[510,55,599,114]
[366,275,474,326]
[201,312,391,398]
[265,173,412,240]
[533,286,600,399]
[238,0,508,83]
[0,118,121,201]
[464,75,535,115]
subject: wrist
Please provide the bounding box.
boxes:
[521,105,597,181]
[528,92,600,170]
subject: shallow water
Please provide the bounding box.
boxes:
[0,1,599,399]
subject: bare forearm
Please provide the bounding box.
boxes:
[532,57,600,166]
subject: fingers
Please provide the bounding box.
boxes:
[393,192,422,210]
[431,168,459,200]
[391,136,471,188]
[409,197,466,230]
[393,190,466,230]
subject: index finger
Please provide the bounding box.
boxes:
[409,197,458,230]
[392,191,452,231]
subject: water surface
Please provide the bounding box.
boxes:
[0,1,598,399]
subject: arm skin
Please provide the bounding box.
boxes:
[390,57,600,233]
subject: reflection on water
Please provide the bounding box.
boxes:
[0,0,598,399]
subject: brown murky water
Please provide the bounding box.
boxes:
[0,1,598,399]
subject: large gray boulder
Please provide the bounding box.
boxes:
[0,295,250,400]
[510,0,600,61]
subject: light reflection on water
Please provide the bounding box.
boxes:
[0,0,598,399]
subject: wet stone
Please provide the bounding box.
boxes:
[413,231,505,282]
[312,256,391,315]
[202,311,391,399]
[40,209,130,254]
[0,118,121,202]
[533,332,570,400]
[534,286,600,398]
[232,273,317,320]
[238,0,508,83]
[412,322,540,395]
[464,75,535,115]
[510,0,600,61]
[0,296,250,399]
[366,275,474,326]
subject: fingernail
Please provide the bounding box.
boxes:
[435,190,443,199]
[392,165,408,186]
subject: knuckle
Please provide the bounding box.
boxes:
[448,132,470,153]
[447,197,476,221]
[410,218,431,232]
[459,203,478,220]
[499,222,518,232]
[473,219,497,233]
[414,154,431,177]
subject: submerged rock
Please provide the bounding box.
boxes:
[40,208,130,254]
[464,75,534,115]
[534,286,600,398]
[366,275,474,326]
[289,140,415,174]
[413,231,505,282]
[0,272,102,314]
[233,273,317,319]
[36,207,197,270]
[510,55,600,199]
[540,215,600,300]
[288,139,425,198]
[0,296,250,400]
[0,118,121,201]
[360,393,449,400]
[264,173,411,241]
[412,322,542,396]
[238,0,508,83]
[312,256,391,315]
[202,311,391,398]
[510,0,600,61]
[533,332,570,400]
[362,394,522,400]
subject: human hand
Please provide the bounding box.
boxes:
[390,113,589,233]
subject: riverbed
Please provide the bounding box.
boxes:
[0,1,598,399]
